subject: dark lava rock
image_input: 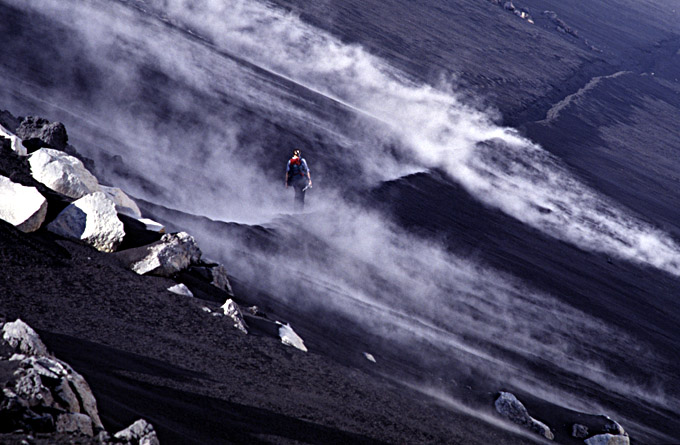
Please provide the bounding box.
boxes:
[16,116,68,152]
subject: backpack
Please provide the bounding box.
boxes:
[288,157,304,177]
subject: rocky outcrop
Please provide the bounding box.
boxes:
[494,392,554,440]
[100,185,142,218]
[1,319,103,434]
[277,322,307,352]
[48,192,125,252]
[0,176,47,232]
[16,116,68,151]
[114,418,160,445]
[1,319,160,443]
[117,232,201,276]
[585,433,630,445]
[221,299,248,334]
[29,148,100,199]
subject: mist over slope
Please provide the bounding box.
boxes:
[1,0,680,443]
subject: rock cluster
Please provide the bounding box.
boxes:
[1,319,158,444]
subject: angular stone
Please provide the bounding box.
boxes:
[210,264,234,295]
[2,319,49,356]
[585,433,630,445]
[114,419,160,445]
[221,299,248,334]
[16,116,68,150]
[29,148,100,199]
[0,123,27,156]
[56,413,94,436]
[168,283,194,297]
[0,176,48,232]
[100,185,142,218]
[277,322,307,352]
[48,192,125,252]
[494,392,553,440]
[129,232,201,276]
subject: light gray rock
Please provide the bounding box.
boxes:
[221,299,248,334]
[2,319,49,356]
[0,123,27,156]
[48,192,125,252]
[56,413,94,436]
[168,283,193,297]
[572,423,589,438]
[114,419,160,445]
[277,322,307,352]
[100,185,142,218]
[131,232,201,276]
[210,264,234,295]
[29,148,100,199]
[585,433,630,445]
[137,217,165,233]
[0,176,47,232]
[494,392,554,440]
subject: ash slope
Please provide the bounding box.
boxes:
[0,218,537,445]
[1,0,680,444]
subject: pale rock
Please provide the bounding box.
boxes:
[48,192,125,252]
[100,185,142,218]
[363,352,377,363]
[2,319,49,356]
[494,392,554,440]
[210,264,234,295]
[56,413,94,436]
[0,176,47,232]
[114,419,160,445]
[585,433,630,445]
[138,217,165,233]
[221,299,248,334]
[0,123,27,156]
[29,148,100,199]
[131,232,201,276]
[277,322,307,352]
[168,283,193,297]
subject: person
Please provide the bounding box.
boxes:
[285,149,312,209]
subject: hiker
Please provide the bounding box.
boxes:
[285,149,312,209]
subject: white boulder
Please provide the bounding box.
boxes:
[29,147,100,199]
[277,322,307,352]
[168,283,194,297]
[585,433,630,445]
[47,191,125,252]
[0,123,27,156]
[100,185,142,218]
[114,419,160,445]
[221,299,248,334]
[2,319,49,356]
[131,232,201,276]
[0,176,47,232]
